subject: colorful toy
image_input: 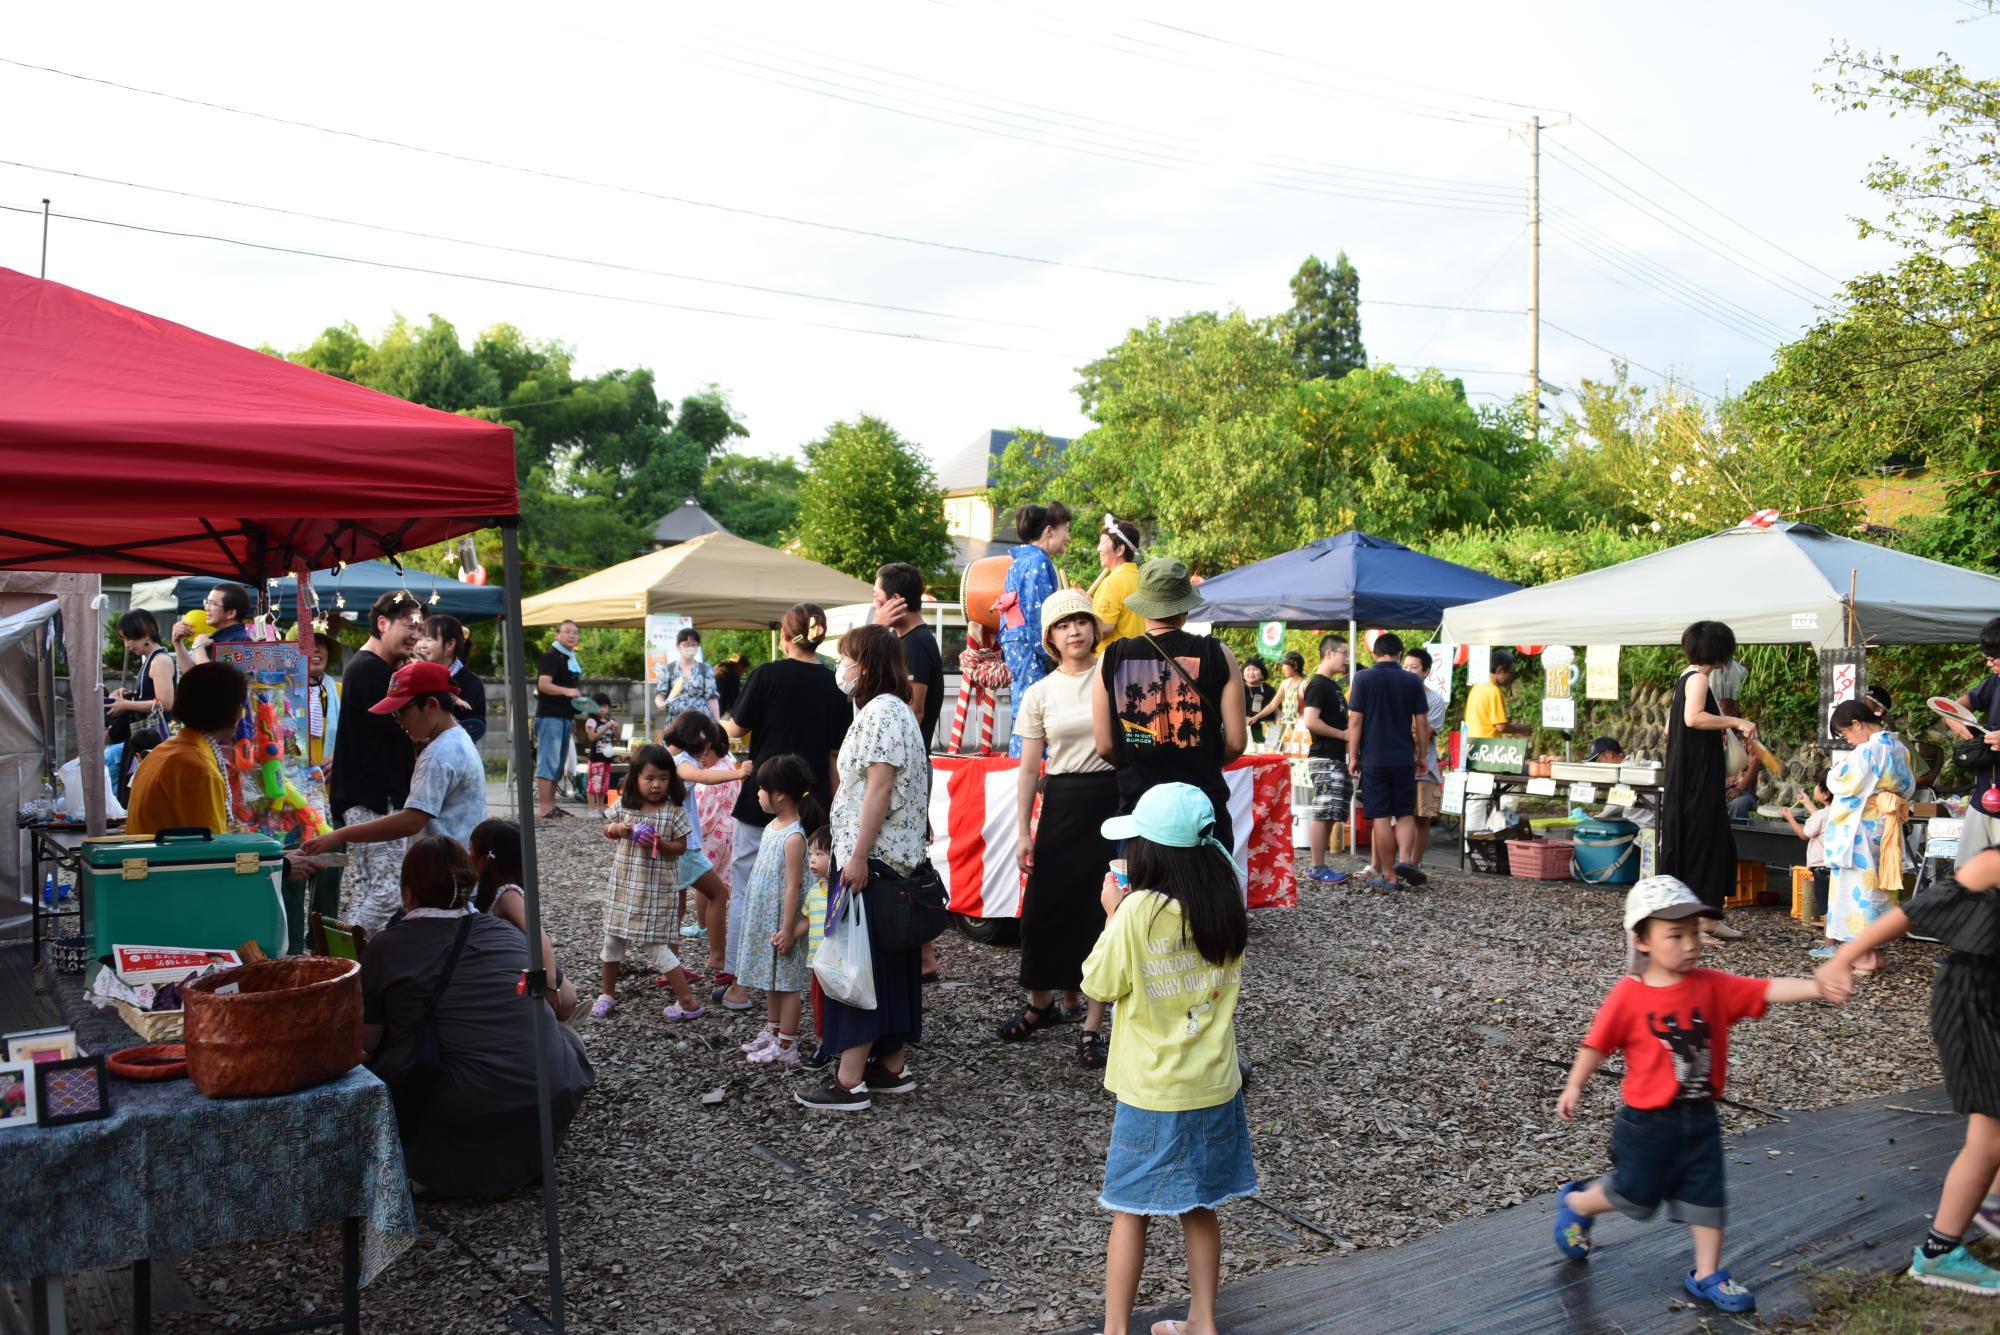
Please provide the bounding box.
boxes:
[631,821,658,858]
[178,608,213,647]
[253,700,286,801]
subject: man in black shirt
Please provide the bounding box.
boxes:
[327,590,422,930]
[872,562,943,749]
[534,620,584,818]
[1301,634,1353,885]
[1346,632,1433,890]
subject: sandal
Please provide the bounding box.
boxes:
[996,1002,1058,1042]
[1079,1029,1108,1068]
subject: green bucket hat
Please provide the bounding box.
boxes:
[1123,556,1204,619]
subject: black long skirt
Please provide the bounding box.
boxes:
[822,868,924,1056]
[1019,770,1121,991]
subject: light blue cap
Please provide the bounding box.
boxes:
[1101,782,1231,859]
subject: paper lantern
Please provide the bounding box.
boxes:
[1516,644,1545,657]
[1454,644,1470,666]
[1364,627,1387,653]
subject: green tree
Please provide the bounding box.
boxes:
[795,416,952,580]
[1285,252,1366,380]
[701,451,806,546]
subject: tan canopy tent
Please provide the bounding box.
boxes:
[518,530,875,628]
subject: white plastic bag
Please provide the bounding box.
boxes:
[812,879,876,1010]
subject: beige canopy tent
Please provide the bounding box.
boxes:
[518,530,875,628]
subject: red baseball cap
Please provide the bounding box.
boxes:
[368,659,462,714]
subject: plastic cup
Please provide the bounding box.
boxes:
[1109,858,1128,888]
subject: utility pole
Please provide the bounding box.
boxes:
[1526,117,1540,444]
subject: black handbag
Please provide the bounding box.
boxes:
[384,915,474,1129]
[862,857,949,951]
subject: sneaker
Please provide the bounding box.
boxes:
[740,1028,778,1055]
[1809,945,1839,960]
[795,1076,872,1112]
[749,1040,802,1067]
[864,1060,917,1095]
[802,1042,834,1070]
[1975,1201,2000,1242]
[1684,1269,1755,1313]
[1306,865,1350,885]
[1909,1243,2000,1295]
[1552,1181,1593,1261]
[1709,922,1745,941]
[661,1002,704,1022]
[1393,861,1429,888]
[680,923,707,937]
[588,994,617,1019]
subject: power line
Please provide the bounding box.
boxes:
[1412,226,1528,361]
[1543,212,1787,346]
[1572,118,1844,287]
[1543,204,1795,340]
[0,202,1090,358]
[1543,140,1835,309]
[0,159,1532,330]
[1134,17,1558,122]
[675,40,1525,214]
[0,158,1053,332]
[699,26,1525,203]
[0,56,1214,287]
[1538,319,1718,401]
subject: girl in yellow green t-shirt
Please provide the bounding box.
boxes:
[1082,782,1256,1335]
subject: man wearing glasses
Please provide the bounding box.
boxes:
[172,581,254,670]
[1947,617,2000,869]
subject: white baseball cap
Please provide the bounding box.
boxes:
[1621,874,1714,974]
[1622,875,1712,933]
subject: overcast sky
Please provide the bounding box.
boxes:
[2,1,1986,477]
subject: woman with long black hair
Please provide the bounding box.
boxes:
[1659,620,1760,932]
[417,612,486,744]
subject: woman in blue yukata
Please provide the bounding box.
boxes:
[998,502,1072,757]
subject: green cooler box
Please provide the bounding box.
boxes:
[80,831,288,962]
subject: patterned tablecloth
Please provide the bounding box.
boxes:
[0,962,417,1287]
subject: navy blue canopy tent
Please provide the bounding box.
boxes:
[132,560,505,623]
[1193,531,1520,629]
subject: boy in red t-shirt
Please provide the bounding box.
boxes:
[1551,875,1828,1314]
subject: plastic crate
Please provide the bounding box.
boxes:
[1508,838,1576,881]
[1728,860,1765,909]
[1467,832,1512,875]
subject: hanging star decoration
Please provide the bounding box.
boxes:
[335,594,346,609]
[312,617,330,636]
[428,590,442,606]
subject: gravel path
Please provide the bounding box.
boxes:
[157,817,1944,1334]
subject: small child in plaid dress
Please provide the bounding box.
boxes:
[592,746,703,1021]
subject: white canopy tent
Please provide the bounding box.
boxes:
[1441,522,2000,648]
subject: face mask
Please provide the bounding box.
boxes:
[836,658,859,695]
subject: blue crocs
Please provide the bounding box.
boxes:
[1552,1181,1593,1260]
[1685,1268,1755,1313]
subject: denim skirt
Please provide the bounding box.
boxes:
[1099,1090,1258,1216]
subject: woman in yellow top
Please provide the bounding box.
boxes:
[1087,513,1144,651]
[125,662,248,837]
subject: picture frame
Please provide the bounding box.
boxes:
[34,1054,110,1127]
[0,1060,38,1129]
[4,1025,78,1065]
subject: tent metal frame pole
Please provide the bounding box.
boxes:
[501,525,567,1332]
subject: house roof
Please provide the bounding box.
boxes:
[651,496,727,546]
[938,428,1073,494]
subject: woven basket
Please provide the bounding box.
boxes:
[1507,838,1577,881]
[115,1000,185,1043]
[183,957,363,1098]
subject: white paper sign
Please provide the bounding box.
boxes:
[1466,644,1491,685]
[1441,771,1467,816]
[1541,696,1575,729]
[1466,770,1497,796]
[1526,777,1559,796]
[1585,644,1620,701]
[1423,643,1453,705]
[1568,782,1598,804]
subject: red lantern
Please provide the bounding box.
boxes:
[1516,644,1544,657]
[1364,627,1387,653]
[1454,644,1470,667]
[1982,787,2000,815]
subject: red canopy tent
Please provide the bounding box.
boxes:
[0,268,571,1326]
